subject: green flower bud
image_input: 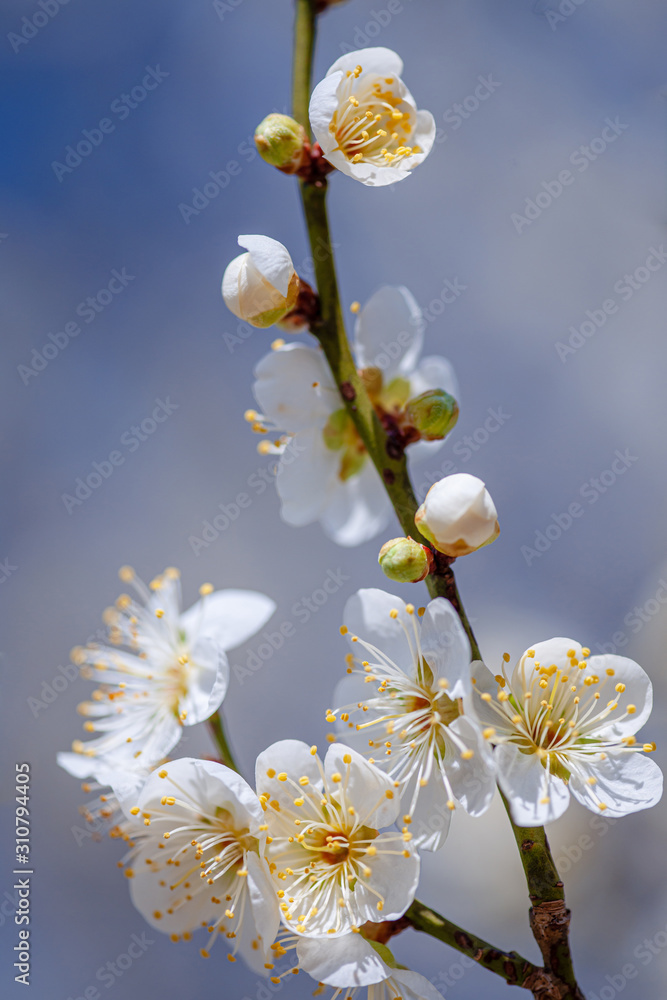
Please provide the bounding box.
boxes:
[378,536,433,583]
[405,390,459,441]
[254,114,309,173]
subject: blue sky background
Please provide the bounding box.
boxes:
[2,1,667,997]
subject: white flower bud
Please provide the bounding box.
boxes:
[222,235,299,328]
[415,474,499,557]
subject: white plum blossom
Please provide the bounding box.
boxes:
[222,235,300,327]
[66,566,275,770]
[415,474,499,557]
[472,639,662,826]
[310,48,436,186]
[255,740,420,936]
[117,757,280,969]
[250,285,458,546]
[330,590,495,851]
[295,932,447,1000]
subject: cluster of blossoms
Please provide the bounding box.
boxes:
[58,35,663,1000]
[58,567,662,994]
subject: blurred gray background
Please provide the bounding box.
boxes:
[2,0,667,997]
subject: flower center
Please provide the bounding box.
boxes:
[161,649,192,715]
[403,687,461,733]
[330,65,420,167]
[322,408,368,481]
[478,646,649,777]
[322,372,413,482]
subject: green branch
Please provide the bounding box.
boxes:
[405,899,538,988]
[292,0,317,131]
[501,794,584,997]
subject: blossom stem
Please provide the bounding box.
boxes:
[404,899,538,987]
[207,710,239,772]
[501,792,584,998]
[292,0,317,132]
[291,5,582,997]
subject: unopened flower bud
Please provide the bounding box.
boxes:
[415,474,499,557]
[254,114,309,174]
[405,390,458,441]
[222,235,300,328]
[378,536,433,583]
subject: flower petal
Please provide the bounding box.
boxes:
[326,47,404,81]
[343,589,412,673]
[57,751,99,781]
[569,752,663,817]
[513,638,584,687]
[237,235,293,296]
[329,153,412,187]
[409,354,460,401]
[410,108,437,158]
[296,932,390,987]
[275,427,340,525]
[221,253,244,319]
[180,589,276,653]
[179,637,229,725]
[419,598,471,699]
[255,739,323,805]
[245,851,281,961]
[253,342,339,432]
[319,460,393,547]
[496,742,571,826]
[446,716,496,816]
[354,285,424,378]
[394,970,447,1000]
[309,73,343,157]
[402,769,453,852]
[585,654,653,738]
[352,831,419,922]
[325,744,399,828]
